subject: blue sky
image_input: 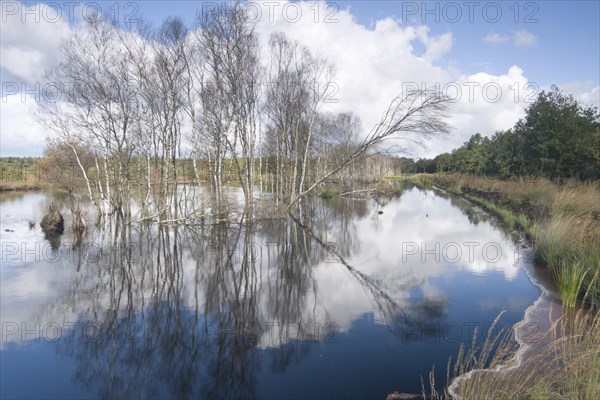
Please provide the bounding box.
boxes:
[95,0,600,86]
[2,1,599,157]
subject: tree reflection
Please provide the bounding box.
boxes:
[288,207,449,343]
[46,192,451,398]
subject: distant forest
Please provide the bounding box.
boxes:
[413,86,600,180]
[2,87,598,185]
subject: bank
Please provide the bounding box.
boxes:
[390,173,600,399]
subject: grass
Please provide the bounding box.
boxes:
[422,307,600,399]
[319,188,337,199]
[0,159,47,192]
[514,214,530,231]
[415,173,600,306]
[400,173,600,399]
[27,219,36,229]
[552,261,589,308]
[475,198,518,229]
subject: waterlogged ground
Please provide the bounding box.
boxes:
[0,187,542,399]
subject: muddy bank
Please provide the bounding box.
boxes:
[0,184,44,192]
[447,252,563,398]
[460,187,551,223]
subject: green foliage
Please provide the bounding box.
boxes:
[465,194,517,229]
[417,86,600,180]
[415,158,436,173]
[552,261,588,308]
[0,157,40,182]
[320,188,335,199]
[514,214,530,231]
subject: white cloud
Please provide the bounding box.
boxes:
[255,2,454,154]
[0,94,47,156]
[482,30,538,48]
[254,2,531,158]
[422,65,530,157]
[513,30,538,48]
[0,1,557,159]
[559,81,600,108]
[0,3,72,156]
[0,3,71,83]
[483,33,509,45]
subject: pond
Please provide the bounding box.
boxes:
[0,187,543,399]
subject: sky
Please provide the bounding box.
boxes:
[1,0,599,158]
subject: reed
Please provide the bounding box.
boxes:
[419,174,600,305]
[552,261,588,308]
[422,307,600,399]
[410,174,600,398]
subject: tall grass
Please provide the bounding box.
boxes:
[421,174,600,305]
[404,174,600,398]
[532,217,582,267]
[553,181,600,218]
[423,307,600,399]
[552,261,589,308]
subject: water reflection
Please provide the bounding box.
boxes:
[0,188,540,399]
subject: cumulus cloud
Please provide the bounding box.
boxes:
[560,81,600,108]
[0,1,546,158]
[483,33,509,45]
[254,2,455,155]
[254,1,531,158]
[1,3,72,156]
[417,68,528,157]
[0,2,71,83]
[483,30,537,48]
[0,94,47,156]
[415,27,453,61]
[513,30,537,48]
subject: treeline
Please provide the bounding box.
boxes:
[415,86,600,180]
[0,157,40,181]
[0,157,44,190]
[37,4,448,221]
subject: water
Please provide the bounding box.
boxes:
[0,187,542,399]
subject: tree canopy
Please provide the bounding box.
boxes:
[417,86,600,180]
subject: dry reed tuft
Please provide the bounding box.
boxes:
[423,306,600,399]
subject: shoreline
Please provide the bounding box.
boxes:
[0,184,45,192]
[447,246,562,398]
[435,186,564,398]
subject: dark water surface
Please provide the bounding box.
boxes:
[0,188,541,399]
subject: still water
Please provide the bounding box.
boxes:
[0,187,541,399]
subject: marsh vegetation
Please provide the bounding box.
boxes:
[1,4,598,400]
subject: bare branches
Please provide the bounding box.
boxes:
[286,89,451,208]
[263,32,334,205]
[363,89,451,150]
[38,7,451,221]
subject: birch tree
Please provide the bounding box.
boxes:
[39,13,138,215]
[264,32,333,203]
[286,89,451,208]
[195,5,262,211]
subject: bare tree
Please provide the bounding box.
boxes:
[314,112,363,188]
[194,5,262,212]
[119,17,190,222]
[285,89,451,208]
[264,32,333,204]
[38,9,450,223]
[150,17,188,220]
[39,13,139,215]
